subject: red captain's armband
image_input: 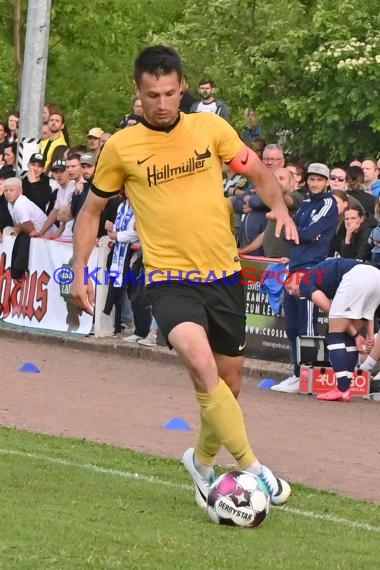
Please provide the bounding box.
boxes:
[229,146,258,174]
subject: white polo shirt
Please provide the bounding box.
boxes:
[54,180,75,238]
[54,180,75,210]
[8,194,48,233]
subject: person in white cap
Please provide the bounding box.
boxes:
[87,127,104,157]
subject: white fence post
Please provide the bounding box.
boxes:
[94,236,114,337]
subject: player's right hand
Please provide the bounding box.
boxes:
[70,267,95,315]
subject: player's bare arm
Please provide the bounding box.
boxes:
[71,191,108,314]
[229,146,299,243]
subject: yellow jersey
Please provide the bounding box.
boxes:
[40,131,68,170]
[92,112,244,281]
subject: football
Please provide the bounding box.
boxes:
[207,471,270,528]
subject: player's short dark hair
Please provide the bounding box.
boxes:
[134,45,183,85]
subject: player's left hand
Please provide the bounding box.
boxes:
[266,208,299,244]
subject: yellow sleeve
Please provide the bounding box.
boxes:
[209,114,245,163]
[92,137,126,197]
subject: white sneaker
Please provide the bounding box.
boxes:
[182,448,215,510]
[271,375,300,393]
[259,465,291,506]
[121,323,135,336]
[137,331,157,347]
[122,334,143,343]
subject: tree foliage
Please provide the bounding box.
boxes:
[153,0,380,161]
[0,0,379,160]
[0,0,20,108]
[0,0,183,140]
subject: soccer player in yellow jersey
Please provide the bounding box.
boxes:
[71,46,298,509]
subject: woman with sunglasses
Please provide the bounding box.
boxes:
[328,167,348,191]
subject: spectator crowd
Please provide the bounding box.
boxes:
[1,80,380,384]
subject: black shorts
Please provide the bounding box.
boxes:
[146,273,246,357]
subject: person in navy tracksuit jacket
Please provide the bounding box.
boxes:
[272,163,339,393]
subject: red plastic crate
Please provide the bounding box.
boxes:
[299,366,370,397]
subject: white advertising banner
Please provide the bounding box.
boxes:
[0,235,98,334]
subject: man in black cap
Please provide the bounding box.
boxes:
[22,153,54,214]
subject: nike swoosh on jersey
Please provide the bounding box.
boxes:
[137,154,154,165]
[238,343,246,351]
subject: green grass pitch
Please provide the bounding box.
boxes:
[0,427,378,569]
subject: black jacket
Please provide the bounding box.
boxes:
[71,181,91,227]
[346,189,376,216]
[22,175,54,214]
[340,215,377,261]
[0,194,13,231]
[11,233,31,280]
[180,91,197,113]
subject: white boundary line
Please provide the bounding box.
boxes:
[1,448,379,534]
